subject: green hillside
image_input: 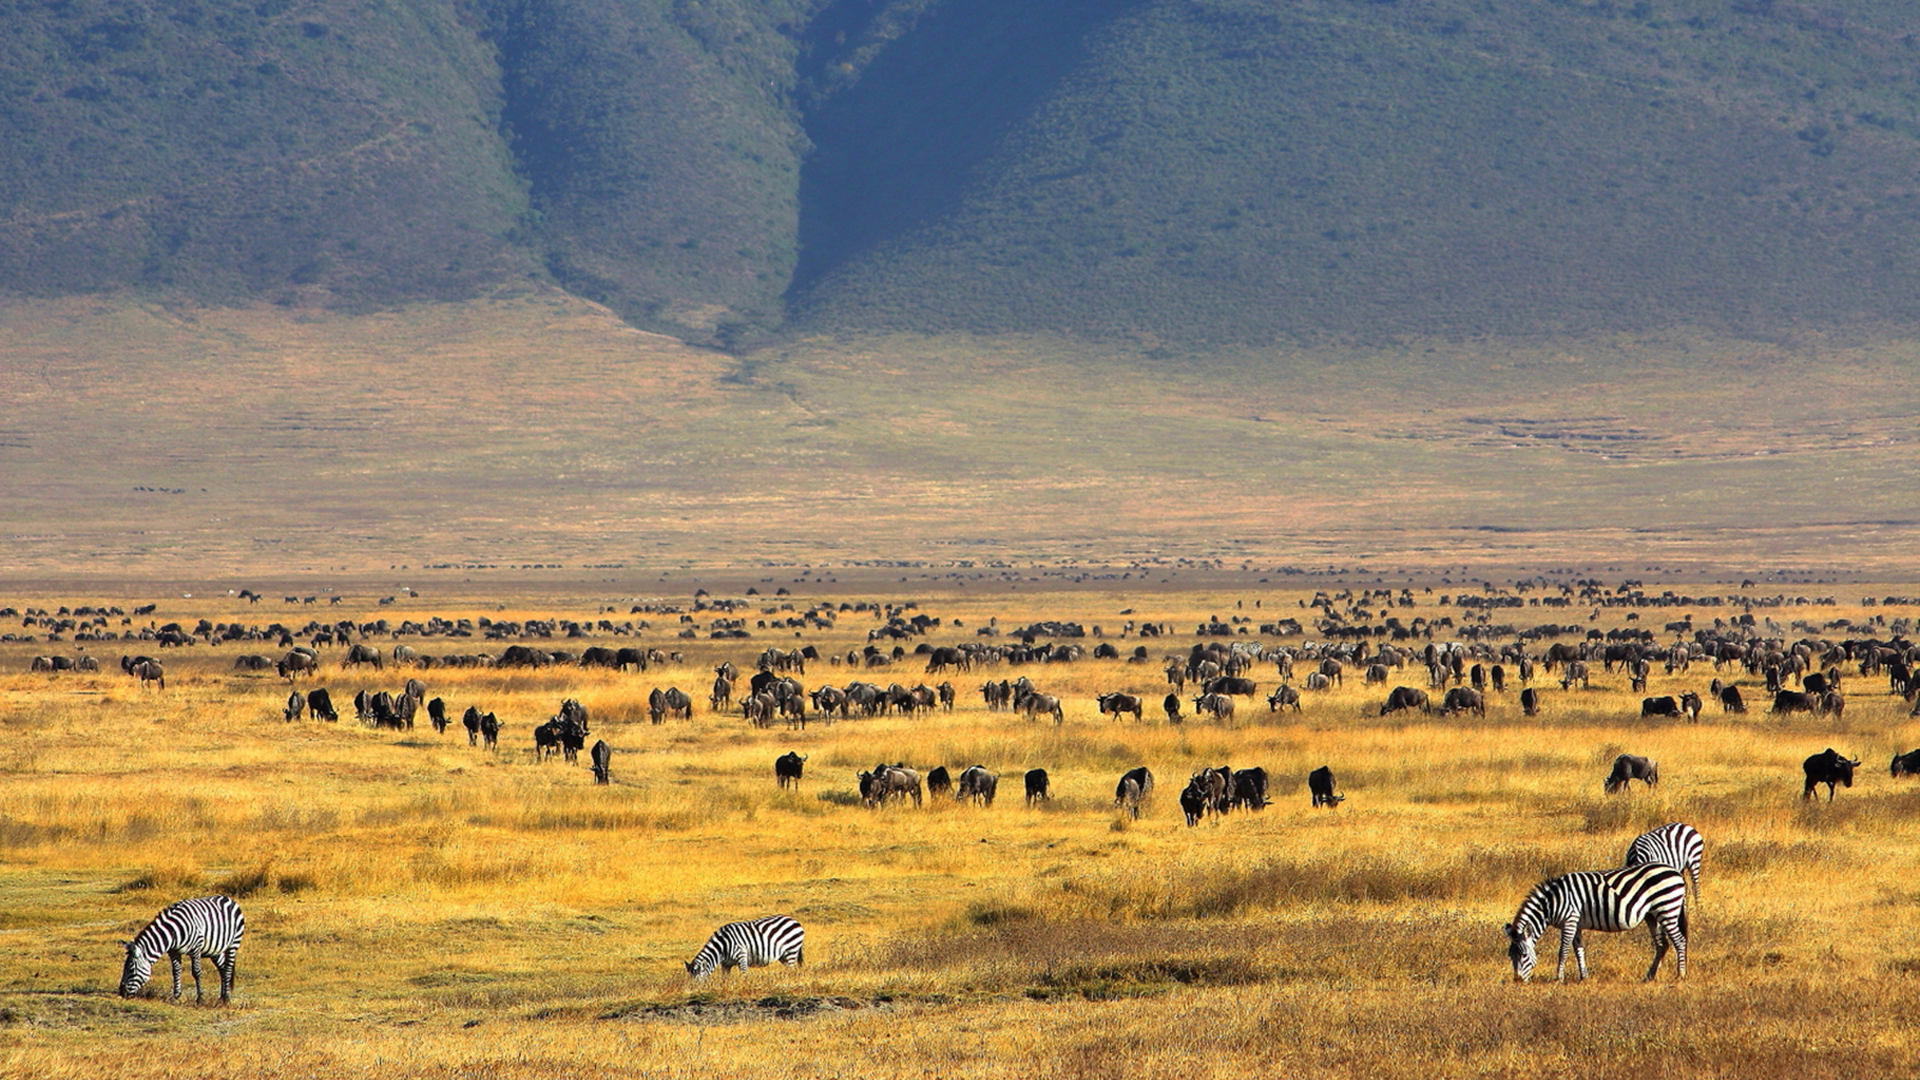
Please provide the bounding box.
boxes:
[5,0,1920,341]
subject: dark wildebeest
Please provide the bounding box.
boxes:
[1604,754,1659,794]
[1641,696,1683,719]
[1380,686,1430,717]
[1891,749,1920,778]
[937,681,956,712]
[1803,748,1860,801]
[1308,765,1343,808]
[534,721,564,760]
[775,751,806,790]
[1230,767,1269,811]
[1519,687,1540,717]
[343,644,384,670]
[1303,672,1332,692]
[1024,768,1051,805]
[925,765,952,798]
[277,650,317,682]
[662,687,693,720]
[1267,685,1302,713]
[1678,691,1702,723]
[1817,691,1845,719]
[954,765,996,807]
[1440,687,1485,717]
[648,687,667,725]
[462,705,483,745]
[1192,693,1235,722]
[1802,672,1832,697]
[1319,658,1344,686]
[1163,692,1183,723]
[427,697,448,734]
[307,687,338,723]
[1021,693,1064,725]
[1097,692,1144,721]
[1179,777,1210,826]
[1205,676,1258,698]
[284,691,305,722]
[1364,663,1390,686]
[590,740,612,784]
[121,655,164,689]
[1491,664,1507,693]
[1115,767,1154,818]
[1771,690,1817,717]
[479,712,500,750]
[1718,684,1746,713]
[711,675,733,711]
[1559,661,1590,690]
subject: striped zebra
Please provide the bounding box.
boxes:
[684,915,804,979]
[1624,822,1704,899]
[119,895,245,1003]
[1504,863,1688,983]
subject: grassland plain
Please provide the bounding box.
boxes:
[2,578,1919,1077]
[3,293,1919,578]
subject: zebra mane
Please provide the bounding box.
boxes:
[1508,875,1562,938]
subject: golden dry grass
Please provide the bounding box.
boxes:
[2,579,1919,1078]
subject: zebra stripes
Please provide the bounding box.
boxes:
[1504,863,1688,983]
[1625,822,1705,898]
[684,915,804,979]
[119,895,245,1003]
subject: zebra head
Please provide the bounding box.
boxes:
[684,956,715,980]
[1503,923,1537,983]
[118,939,152,997]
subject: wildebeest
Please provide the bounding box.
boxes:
[1439,687,1485,717]
[775,751,807,789]
[1519,687,1540,716]
[1303,672,1332,692]
[925,765,952,797]
[1364,663,1390,685]
[1230,767,1269,811]
[479,712,499,750]
[1640,695,1683,719]
[1318,658,1344,686]
[1096,692,1144,721]
[1024,768,1051,805]
[1019,693,1064,725]
[1179,776,1210,826]
[590,740,612,784]
[1204,676,1258,698]
[307,687,338,723]
[1717,684,1746,713]
[1891,749,1920,778]
[1308,765,1343,808]
[462,705,483,745]
[284,691,305,722]
[1192,693,1235,722]
[1115,767,1153,818]
[1266,685,1302,713]
[1604,754,1659,794]
[1817,690,1845,719]
[427,697,448,734]
[342,644,384,670]
[1163,692,1183,723]
[1802,748,1859,801]
[1770,690,1817,717]
[1380,686,1430,717]
[862,764,924,808]
[954,765,996,807]
[662,687,693,720]
[121,655,164,689]
[1559,661,1590,690]
[276,650,317,682]
[1678,691,1702,723]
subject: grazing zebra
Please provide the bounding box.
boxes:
[1624,822,1705,899]
[1504,864,1688,983]
[119,895,245,1003]
[684,915,804,979]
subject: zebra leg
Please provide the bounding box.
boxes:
[1555,923,1578,981]
[169,951,184,1000]
[219,950,236,1003]
[1572,930,1589,980]
[190,954,204,1002]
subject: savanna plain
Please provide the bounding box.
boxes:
[3,575,1919,1079]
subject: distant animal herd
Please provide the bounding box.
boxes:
[21,583,1920,998]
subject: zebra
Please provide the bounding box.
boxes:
[1503,863,1688,983]
[684,915,804,979]
[119,895,245,1003]
[1624,822,1704,900]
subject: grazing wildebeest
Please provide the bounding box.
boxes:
[283,691,305,722]
[427,697,448,734]
[1520,687,1541,717]
[1771,690,1816,717]
[1266,685,1302,713]
[1308,765,1343,808]
[1179,777,1210,826]
[1230,767,1269,811]
[1380,686,1430,717]
[1440,687,1485,717]
[307,687,337,723]
[1115,767,1154,818]
[1803,748,1860,801]
[954,765,996,807]
[479,712,499,750]
[1319,658,1344,686]
[648,687,667,725]
[1163,692,1183,723]
[862,765,924,808]
[1364,663,1390,686]
[1891,749,1920,778]
[662,687,693,720]
[1817,690,1845,719]
[1097,692,1144,721]
[710,675,733,711]
[1560,661,1590,690]
[1205,676,1258,698]
[1024,768,1051,805]
[591,740,612,784]
[774,751,806,789]
[121,655,165,689]
[462,705,483,745]
[1640,696,1683,719]
[1604,754,1659,794]
[1718,684,1746,713]
[1192,693,1235,722]
[925,765,952,798]
[1303,672,1332,692]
